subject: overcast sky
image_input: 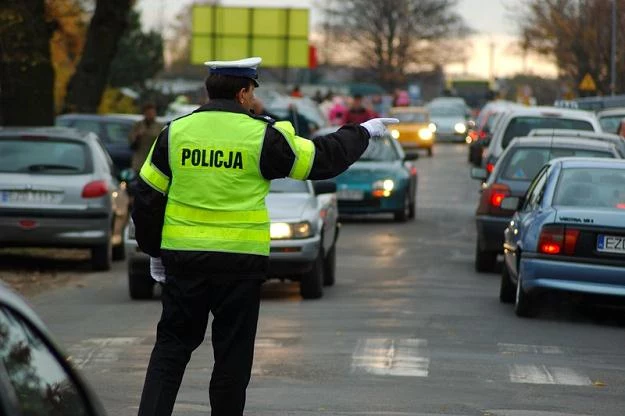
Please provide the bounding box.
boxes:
[136,0,555,77]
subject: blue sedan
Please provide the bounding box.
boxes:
[500,158,625,317]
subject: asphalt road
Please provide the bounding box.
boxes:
[27,144,625,416]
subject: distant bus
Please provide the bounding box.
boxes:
[446,78,492,110]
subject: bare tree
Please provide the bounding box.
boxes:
[0,0,55,125]
[321,0,470,86]
[63,0,132,113]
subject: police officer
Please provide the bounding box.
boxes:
[132,57,397,416]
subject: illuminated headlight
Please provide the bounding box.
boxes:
[428,123,437,132]
[391,129,400,139]
[418,128,433,140]
[454,123,467,134]
[270,221,312,240]
[373,179,395,191]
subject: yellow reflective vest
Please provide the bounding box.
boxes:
[139,111,315,256]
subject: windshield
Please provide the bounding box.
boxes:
[360,136,400,162]
[270,178,309,193]
[0,138,90,174]
[598,115,624,134]
[501,147,613,181]
[502,116,594,148]
[553,167,625,209]
[104,121,133,144]
[428,106,465,117]
[391,112,428,123]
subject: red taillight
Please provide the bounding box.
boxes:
[82,180,108,198]
[617,203,625,209]
[468,130,478,141]
[538,225,579,256]
[490,190,507,207]
[410,166,417,176]
[18,219,37,229]
[479,130,487,139]
[486,163,495,173]
[477,183,511,215]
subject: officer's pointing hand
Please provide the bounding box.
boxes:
[360,118,400,138]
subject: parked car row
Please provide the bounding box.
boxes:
[469,102,625,318]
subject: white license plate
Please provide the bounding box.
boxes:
[337,189,364,201]
[0,190,63,204]
[597,234,625,254]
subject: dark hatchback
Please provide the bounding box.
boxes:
[471,136,622,272]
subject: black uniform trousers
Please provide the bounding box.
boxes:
[137,275,262,416]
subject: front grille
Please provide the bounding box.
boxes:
[339,199,381,209]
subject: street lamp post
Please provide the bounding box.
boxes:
[611,0,617,95]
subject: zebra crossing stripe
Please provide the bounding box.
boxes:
[498,343,564,355]
[509,364,591,386]
[351,338,429,377]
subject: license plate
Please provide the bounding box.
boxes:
[337,189,364,201]
[597,234,625,254]
[0,190,63,205]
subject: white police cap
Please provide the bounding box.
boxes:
[204,57,262,86]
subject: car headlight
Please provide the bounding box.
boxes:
[391,129,400,139]
[454,122,467,134]
[418,128,433,140]
[372,179,394,197]
[270,221,312,240]
[428,123,437,133]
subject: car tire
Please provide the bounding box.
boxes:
[128,261,154,300]
[499,263,515,304]
[91,241,112,271]
[323,244,336,286]
[394,192,410,222]
[427,147,433,157]
[408,192,416,219]
[474,244,497,273]
[301,250,324,299]
[514,270,536,318]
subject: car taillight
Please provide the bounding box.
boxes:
[82,180,108,198]
[477,183,511,216]
[538,225,579,256]
[486,162,495,173]
[468,130,478,141]
[617,203,625,209]
[479,130,487,139]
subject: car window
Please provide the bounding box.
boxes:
[598,115,624,134]
[501,147,613,181]
[522,166,549,211]
[0,138,91,174]
[70,120,102,137]
[0,307,91,416]
[360,136,400,161]
[55,119,72,128]
[428,106,465,117]
[553,167,625,209]
[502,117,595,148]
[391,112,428,123]
[104,122,133,145]
[270,178,309,193]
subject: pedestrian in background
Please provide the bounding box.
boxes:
[132,56,398,416]
[129,102,163,173]
[343,93,378,124]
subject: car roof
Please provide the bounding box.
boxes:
[389,106,428,113]
[552,157,625,169]
[508,136,615,151]
[503,106,597,120]
[596,107,625,117]
[0,126,96,142]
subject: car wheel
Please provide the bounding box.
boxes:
[474,243,497,273]
[112,238,126,261]
[408,192,416,219]
[91,241,112,271]
[427,147,433,157]
[499,263,515,304]
[514,269,536,318]
[323,244,336,286]
[128,260,154,300]
[394,192,410,222]
[301,250,324,299]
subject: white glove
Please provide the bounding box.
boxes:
[149,257,166,283]
[360,118,400,137]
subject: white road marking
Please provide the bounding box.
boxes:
[69,337,143,369]
[351,338,429,377]
[498,343,564,355]
[509,364,591,386]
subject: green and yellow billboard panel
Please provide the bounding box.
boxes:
[191,6,309,68]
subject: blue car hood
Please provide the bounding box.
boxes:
[336,161,402,184]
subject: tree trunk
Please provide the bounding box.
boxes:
[0,0,55,126]
[63,0,132,114]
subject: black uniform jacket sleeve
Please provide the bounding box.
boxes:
[259,124,371,180]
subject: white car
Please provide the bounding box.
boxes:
[125,178,339,300]
[482,106,602,173]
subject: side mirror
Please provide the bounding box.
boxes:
[500,196,521,211]
[471,167,488,180]
[313,180,337,195]
[119,168,136,183]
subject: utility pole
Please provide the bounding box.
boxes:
[611,0,617,95]
[488,40,495,83]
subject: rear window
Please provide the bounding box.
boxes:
[0,138,90,174]
[391,112,428,123]
[361,136,401,162]
[553,167,625,209]
[104,122,132,144]
[501,147,613,181]
[502,117,594,148]
[598,115,624,134]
